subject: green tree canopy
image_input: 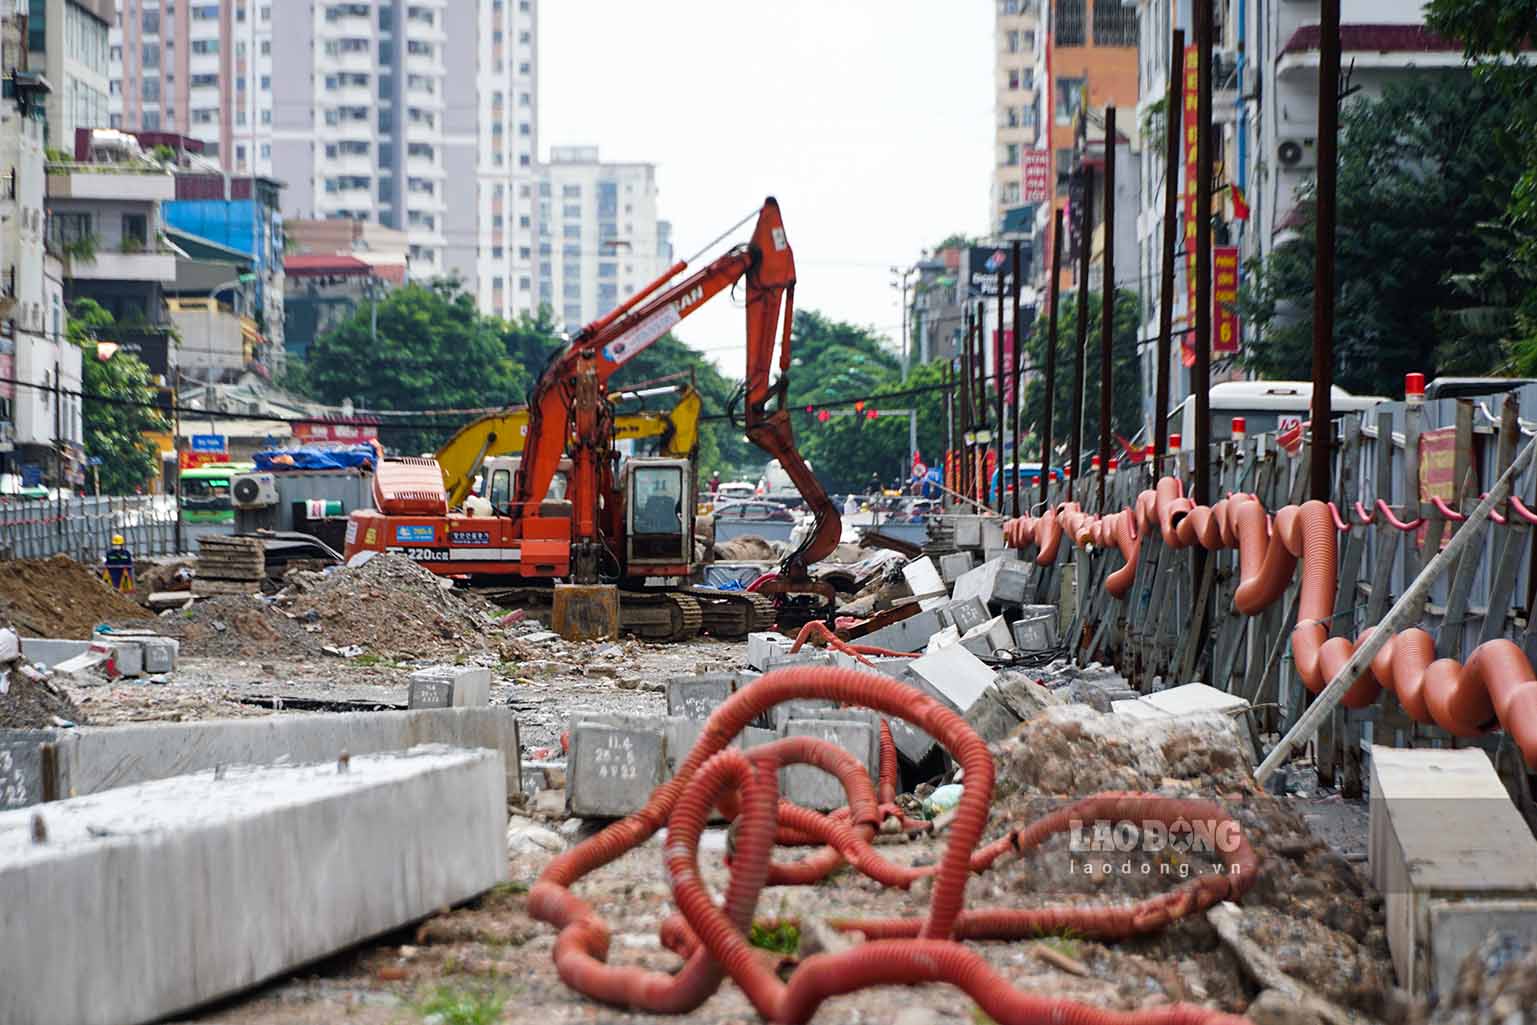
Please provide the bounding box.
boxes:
[306,279,529,454]
[1020,289,1141,467]
[1240,72,1530,392]
[70,299,168,494]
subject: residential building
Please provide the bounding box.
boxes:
[283,217,408,361]
[535,146,670,330]
[993,0,1044,237]
[109,0,540,320]
[26,0,113,151]
[1,12,77,486]
[910,246,967,364]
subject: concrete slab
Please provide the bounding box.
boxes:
[901,556,949,611]
[991,562,1033,606]
[1428,899,1537,998]
[939,551,976,583]
[960,615,1012,657]
[780,718,879,811]
[94,630,179,674]
[952,516,984,549]
[764,651,836,672]
[1111,699,1172,721]
[925,624,960,653]
[0,708,522,809]
[906,643,998,714]
[859,608,944,653]
[408,666,492,709]
[567,721,666,818]
[941,596,991,634]
[982,546,1019,564]
[19,637,92,667]
[746,631,793,671]
[666,673,737,721]
[1143,683,1248,718]
[1369,745,1537,995]
[1012,608,1059,650]
[981,519,1005,551]
[0,746,505,1025]
[951,557,1009,607]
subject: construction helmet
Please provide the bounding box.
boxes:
[111,534,125,546]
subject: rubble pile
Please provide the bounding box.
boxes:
[283,553,499,656]
[1436,934,1537,1024]
[0,555,152,637]
[154,595,321,660]
[1,662,86,728]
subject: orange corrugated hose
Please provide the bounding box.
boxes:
[530,666,1256,1024]
[997,478,1537,767]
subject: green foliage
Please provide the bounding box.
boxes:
[1240,73,1530,392]
[932,233,980,252]
[150,144,177,164]
[70,300,169,494]
[748,920,800,956]
[1020,290,1141,465]
[1425,0,1537,55]
[63,234,98,264]
[306,280,529,454]
[415,986,503,1025]
[275,354,311,397]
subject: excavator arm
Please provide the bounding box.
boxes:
[514,197,839,589]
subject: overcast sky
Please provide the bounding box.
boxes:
[539,1,994,379]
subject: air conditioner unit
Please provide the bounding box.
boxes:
[1276,136,1317,171]
[231,472,278,509]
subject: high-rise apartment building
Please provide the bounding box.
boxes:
[993,0,1043,236]
[109,0,539,319]
[535,146,670,330]
[26,0,114,151]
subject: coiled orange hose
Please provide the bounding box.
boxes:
[530,665,1257,1023]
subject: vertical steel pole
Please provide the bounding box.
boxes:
[995,266,1007,512]
[1098,106,1118,510]
[1310,0,1340,502]
[1155,29,1185,467]
[1194,0,1213,508]
[1070,166,1093,492]
[1041,208,1064,510]
[976,300,989,503]
[1010,239,1024,519]
[944,359,954,498]
[961,309,974,501]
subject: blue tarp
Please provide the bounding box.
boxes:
[253,445,377,471]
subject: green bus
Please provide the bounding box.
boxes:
[179,463,253,525]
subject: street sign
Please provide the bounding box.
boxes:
[87,457,102,466]
[190,434,226,453]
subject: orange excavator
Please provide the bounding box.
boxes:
[343,198,842,640]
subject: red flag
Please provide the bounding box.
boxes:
[1181,336,1196,367]
[1231,184,1251,222]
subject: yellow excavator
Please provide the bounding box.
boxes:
[434,382,702,508]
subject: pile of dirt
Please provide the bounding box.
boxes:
[152,595,322,660]
[714,536,780,561]
[0,556,152,638]
[283,553,498,656]
[1,665,86,728]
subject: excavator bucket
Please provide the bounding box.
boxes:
[551,583,619,641]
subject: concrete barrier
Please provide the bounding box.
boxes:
[1369,745,1537,996]
[0,746,506,1025]
[0,707,521,810]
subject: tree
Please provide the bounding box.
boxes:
[1019,289,1141,466]
[70,300,168,494]
[1240,73,1531,392]
[306,280,528,454]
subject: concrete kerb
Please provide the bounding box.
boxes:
[0,707,522,811]
[0,746,506,1025]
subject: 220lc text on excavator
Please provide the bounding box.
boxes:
[342,198,842,642]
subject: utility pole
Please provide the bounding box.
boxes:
[1070,164,1094,493]
[891,265,915,380]
[961,309,974,502]
[1010,239,1024,519]
[1155,29,1185,471]
[994,261,1006,513]
[944,359,954,497]
[1098,106,1117,511]
[1041,208,1064,510]
[975,299,990,503]
[1310,0,1341,502]
[1194,0,1214,508]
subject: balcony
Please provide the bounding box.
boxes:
[45,164,175,202]
[65,247,178,283]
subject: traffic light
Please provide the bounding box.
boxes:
[817,409,830,423]
[866,409,878,420]
[805,404,813,414]
[854,400,865,413]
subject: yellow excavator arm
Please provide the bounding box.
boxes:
[436,385,702,509]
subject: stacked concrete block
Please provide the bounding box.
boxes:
[407,666,491,709]
[1142,683,1248,718]
[94,630,180,675]
[567,722,667,818]
[746,632,794,671]
[951,557,1009,607]
[991,562,1033,606]
[779,717,879,811]
[901,556,949,611]
[906,644,998,715]
[981,518,1005,551]
[1011,605,1059,650]
[0,746,505,1025]
[764,651,836,672]
[982,546,1020,564]
[859,608,944,654]
[939,551,976,583]
[941,596,990,634]
[952,516,984,549]
[960,616,1012,657]
[666,673,741,721]
[1370,745,1537,996]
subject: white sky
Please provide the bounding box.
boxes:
[539,1,995,379]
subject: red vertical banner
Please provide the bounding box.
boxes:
[993,329,1016,406]
[1212,245,1240,356]
[1181,44,1200,367]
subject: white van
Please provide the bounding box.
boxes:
[1171,381,1386,445]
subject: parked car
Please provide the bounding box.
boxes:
[714,499,795,524]
[716,481,757,502]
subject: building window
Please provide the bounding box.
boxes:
[191,39,219,55]
[1054,0,1086,46]
[1002,143,1020,167]
[142,43,160,68]
[1008,68,1022,90]
[1006,30,1020,53]
[142,10,160,33]
[1092,0,1138,46]
[1056,77,1085,123]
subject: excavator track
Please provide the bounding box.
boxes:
[685,587,777,639]
[473,586,702,643]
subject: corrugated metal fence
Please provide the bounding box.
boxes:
[0,495,180,562]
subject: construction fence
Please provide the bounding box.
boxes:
[0,494,181,563]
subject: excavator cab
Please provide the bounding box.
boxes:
[622,457,693,573]
[485,457,571,517]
